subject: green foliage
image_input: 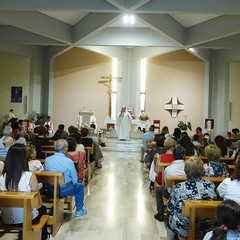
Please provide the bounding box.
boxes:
[177,121,192,131]
[29,111,48,125]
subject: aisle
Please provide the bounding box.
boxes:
[51,140,167,240]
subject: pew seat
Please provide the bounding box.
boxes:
[181,200,220,240]
[0,191,49,240]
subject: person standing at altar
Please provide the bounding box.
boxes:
[44,116,54,134]
[137,109,148,133]
[116,106,132,141]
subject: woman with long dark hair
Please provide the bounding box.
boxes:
[203,199,240,240]
[0,143,48,240]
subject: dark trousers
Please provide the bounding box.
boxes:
[156,186,170,215]
[33,205,48,240]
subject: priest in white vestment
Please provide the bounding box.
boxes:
[116,106,132,141]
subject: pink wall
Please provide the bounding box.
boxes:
[53,48,205,135]
[146,50,205,135]
[53,48,112,130]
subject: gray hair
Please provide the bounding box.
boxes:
[54,139,68,152]
[3,136,14,145]
[3,126,12,136]
[88,127,95,136]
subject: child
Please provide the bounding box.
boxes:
[203,199,240,240]
[26,144,44,172]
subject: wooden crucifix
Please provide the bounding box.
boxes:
[98,73,122,117]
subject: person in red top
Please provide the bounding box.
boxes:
[66,137,85,182]
[155,138,177,185]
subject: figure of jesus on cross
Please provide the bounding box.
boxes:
[98,73,122,118]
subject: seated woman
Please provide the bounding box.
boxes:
[203,144,229,177]
[68,125,85,153]
[215,135,228,157]
[33,125,51,159]
[81,128,103,168]
[148,135,166,190]
[154,138,177,185]
[179,132,196,156]
[0,143,48,240]
[203,199,240,240]
[167,156,217,240]
[217,155,240,202]
[26,144,44,171]
[66,137,85,182]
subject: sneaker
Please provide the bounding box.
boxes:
[154,213,163,222]
[75,209,87,219]
[97,163,103,168]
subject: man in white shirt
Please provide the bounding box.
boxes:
[8,109,15,121]
[154,146,186,222]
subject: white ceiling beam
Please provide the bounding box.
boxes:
[137,13,185,45]
[186,15,240,47]
[0,11,72,44]
[78,27,181,47]
[0,0,119,11]
[137,0,240,14]
[194,34,240,49]
[73,13,120,44]
[0,26,67,45]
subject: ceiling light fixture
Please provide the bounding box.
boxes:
[122,15,135,25]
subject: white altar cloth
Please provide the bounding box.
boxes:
[105,119,150,131]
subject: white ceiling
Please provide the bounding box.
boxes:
[0,0,240,51]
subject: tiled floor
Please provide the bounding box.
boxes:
[1,139,167,240]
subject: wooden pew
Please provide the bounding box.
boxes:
[0,191,48,240]
[186,156,235,164]
[34,171,64,236]
[41,145,55,151]
[182,200,221,240]
[166,176,225,189]
[84,145,94,184]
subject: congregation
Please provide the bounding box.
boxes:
[0,114,105,240]
[1,112,240,239]
[141,124,240,239]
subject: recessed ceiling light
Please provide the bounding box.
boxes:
[122,15,135,25]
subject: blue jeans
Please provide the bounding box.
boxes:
[47,182,84,211]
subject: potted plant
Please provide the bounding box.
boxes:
[177,115,192,131]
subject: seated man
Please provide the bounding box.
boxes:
[0,136,14,158]
[51,124,67,140]
[0,126,13,148]
[81,127,103,168]
[140,125,155,162]
[154,146,186,222]
[44,139,87,218]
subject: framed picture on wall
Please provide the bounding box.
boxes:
[205,118,214,130]
[11,86,22,103]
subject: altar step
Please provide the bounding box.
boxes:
[106,128,143,139]
[101,139,141,152]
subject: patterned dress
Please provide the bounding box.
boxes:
[204,230,240,240]
[203,161,229,177]
[168,178,217,237]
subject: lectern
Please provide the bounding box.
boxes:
[78,111,94,127]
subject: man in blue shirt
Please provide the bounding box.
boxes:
[140,125,155,162]
[44,139,87,218]
[0,136,14,158]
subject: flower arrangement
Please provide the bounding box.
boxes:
[177,115,192,131]
[139,113,149,121]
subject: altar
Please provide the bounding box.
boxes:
[105,118,150,132]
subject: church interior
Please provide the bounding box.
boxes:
[0,1,240,239]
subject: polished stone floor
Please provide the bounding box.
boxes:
[1,139,167,240]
